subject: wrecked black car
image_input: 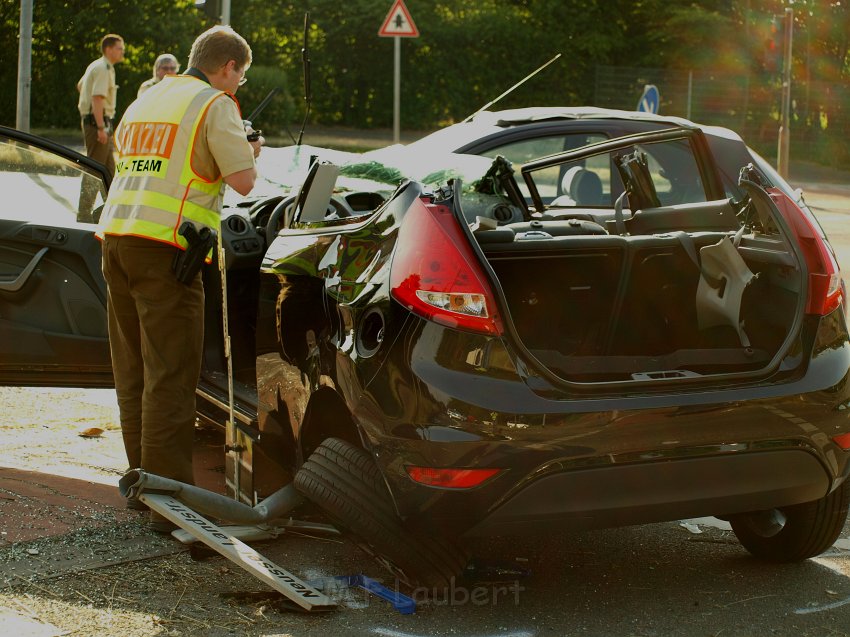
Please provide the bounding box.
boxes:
[256,126,850,588]
[2,122,849,589]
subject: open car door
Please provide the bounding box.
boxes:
[0,126,112,387]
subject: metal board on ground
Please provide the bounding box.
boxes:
[140,493,336,612]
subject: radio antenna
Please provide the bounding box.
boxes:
[462,53,561,123]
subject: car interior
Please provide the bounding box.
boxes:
[459,135,803,383]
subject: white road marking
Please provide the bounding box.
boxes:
[795,595,850,615]
[833,538,850,551]
[812,556,849,576]
[373,630,535,637]
[794,556,850,614]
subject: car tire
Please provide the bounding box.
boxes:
[730,481,850,562]
[293,437,470,590]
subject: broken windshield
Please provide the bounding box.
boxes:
[226,143,496,207]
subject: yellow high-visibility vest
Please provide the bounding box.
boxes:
[100,76,228,250]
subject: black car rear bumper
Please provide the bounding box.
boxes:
[354,311,850,532]
[461,448,833,537]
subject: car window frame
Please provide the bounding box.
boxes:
[518,126,725,214]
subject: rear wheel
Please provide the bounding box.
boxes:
[293,437,469,590]
[730,481,850,562]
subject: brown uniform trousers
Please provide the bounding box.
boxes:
[78,120,116,222]
[101,234,204,487]
[82,119,116,177]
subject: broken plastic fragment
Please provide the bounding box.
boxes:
[679,522,703,534]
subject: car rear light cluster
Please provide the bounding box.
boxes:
[390,197,503,335]
[833,432,850,451]
[769,188,844,316]
[406,466,501,489]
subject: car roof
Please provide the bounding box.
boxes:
[406,106,743,154]
[469,106,694,127]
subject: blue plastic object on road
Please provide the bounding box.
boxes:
[308,574,416,614]
[340,575,416,614]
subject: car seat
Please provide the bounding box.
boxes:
[552,166,604,207]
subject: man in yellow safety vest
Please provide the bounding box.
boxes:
[98,25,264,533]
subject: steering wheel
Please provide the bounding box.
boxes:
[265,195,298,246]
[265,196,353,246]
[325,196,354,220]
[248,195,284,227]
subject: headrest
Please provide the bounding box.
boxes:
[561,166,603,206]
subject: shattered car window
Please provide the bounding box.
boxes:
[230,144,496,207]
[360,145,496,187]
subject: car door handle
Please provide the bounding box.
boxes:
[0,247,48,293]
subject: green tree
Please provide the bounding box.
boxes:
[3,0,850,169]
[1,0,206,128]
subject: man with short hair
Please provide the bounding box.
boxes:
[98,25,264,533]
[77,34,125,177]
[137,53,180,98]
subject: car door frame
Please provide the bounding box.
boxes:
[0,125,113,387]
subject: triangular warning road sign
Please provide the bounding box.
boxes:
[378,0,419,38]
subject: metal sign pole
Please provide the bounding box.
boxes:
[393,36,400,144]
[777,7,793,179]
[379,1,417,143]
[16,0,33,132]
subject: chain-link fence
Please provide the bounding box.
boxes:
[594,65,850,170]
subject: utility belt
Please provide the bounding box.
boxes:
[82,114,112,131]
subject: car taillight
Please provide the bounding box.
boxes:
[769,188,844,316]
[390,198,503,335]
[833,432,850,451]
[406,466,501,488]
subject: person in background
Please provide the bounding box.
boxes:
[137,53,180,98]
[77,34,124,178]
[98,25,263,533]
[76,33,124,222]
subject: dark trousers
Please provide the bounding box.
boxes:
[78,121,115,221]
[102,234,204,487]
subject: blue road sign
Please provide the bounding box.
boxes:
[637,84,660,114]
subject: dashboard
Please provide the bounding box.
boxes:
[219,190,388,269]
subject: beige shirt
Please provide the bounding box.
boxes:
[193,93,255,180]
[137,77,159,99]
[77,56,118,117]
